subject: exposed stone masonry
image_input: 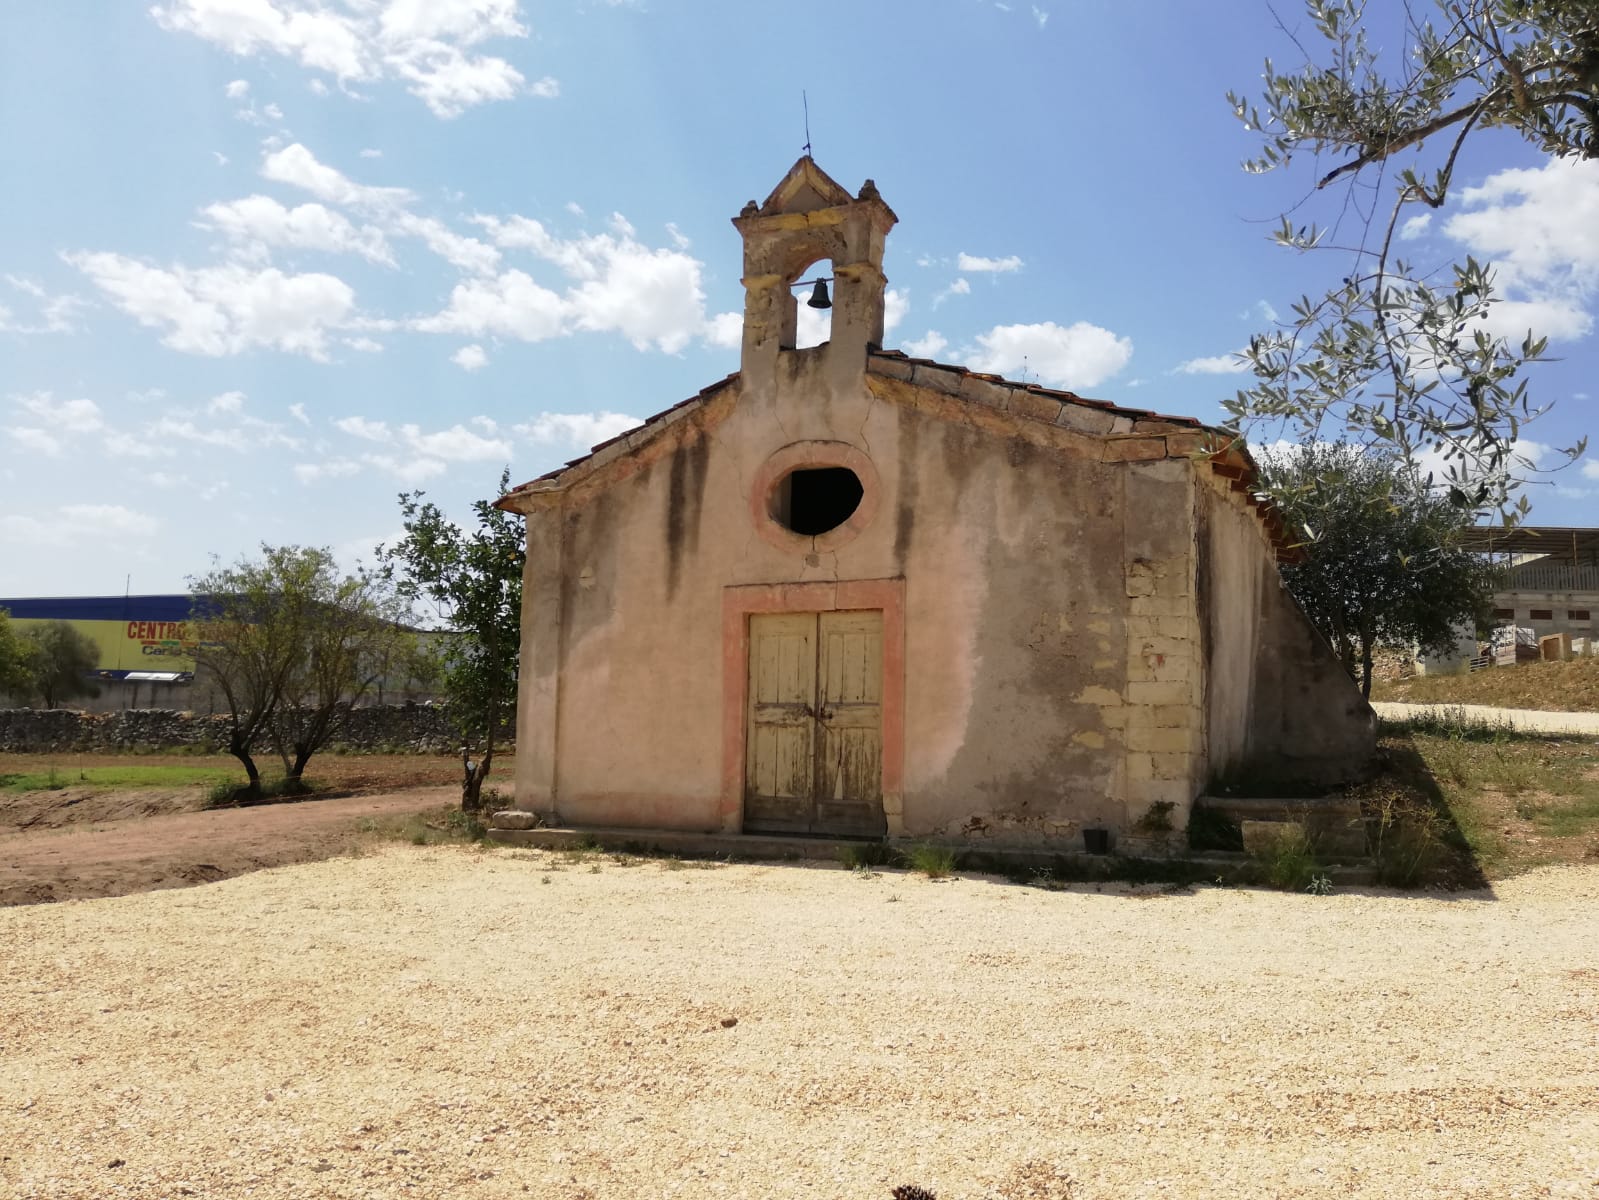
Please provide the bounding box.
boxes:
[0,704,486,754]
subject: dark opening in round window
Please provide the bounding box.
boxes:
[772,466,864,536]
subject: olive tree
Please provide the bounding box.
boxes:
[190,545,408,798]
[17,621,100,709]
[0,609,38,702]
[1259,443,1495,696]
[382,469,523,812]
[1229,0,1595,519]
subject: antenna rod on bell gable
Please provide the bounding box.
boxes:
[802,90,812,158]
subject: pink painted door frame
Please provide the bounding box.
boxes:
[720,579,906,836]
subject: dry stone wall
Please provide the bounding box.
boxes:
[0,704,489,754]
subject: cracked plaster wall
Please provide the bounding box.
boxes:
[517,337,1237,844]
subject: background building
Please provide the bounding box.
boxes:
[0,595,199,711]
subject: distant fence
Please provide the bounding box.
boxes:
[0,704,511,754]
[1495,562,1599,592]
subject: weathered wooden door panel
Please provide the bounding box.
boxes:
[814,611,885,837]
[744,613,817,833]
[744,609,884,838]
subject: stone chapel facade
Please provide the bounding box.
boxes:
[494,157,1374,848]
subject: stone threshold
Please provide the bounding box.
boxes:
[485,823,1377,886]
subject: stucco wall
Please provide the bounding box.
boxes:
[514,344,1229,845]
[1199,475,1375,787]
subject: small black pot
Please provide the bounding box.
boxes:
[1083,828,1111,855]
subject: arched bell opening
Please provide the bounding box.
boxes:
[782,256,835,351]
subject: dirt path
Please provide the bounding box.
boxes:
[0,787,455,905]
[2,850,1597,1199]
[1373,700,1599,735]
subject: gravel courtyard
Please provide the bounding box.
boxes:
[3,847,1597,1199]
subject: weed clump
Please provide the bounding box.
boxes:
[905,843,958,879]
[1250,824,1321,891]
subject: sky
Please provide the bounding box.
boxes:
[1,0,1595,598]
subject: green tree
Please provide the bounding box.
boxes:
[0,609,39,702]
[382,469,523,812]
[190,545,407,797]
[1229,0,1594,518]
[18,621,101,710]
[1259,443,1495,697]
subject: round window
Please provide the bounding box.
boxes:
[770,465,864,535]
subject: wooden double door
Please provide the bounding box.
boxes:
[744,610,886,838]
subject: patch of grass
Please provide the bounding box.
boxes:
[1341,727,1599,886]
[1,764,239,793]
[1186,804,1244,852]
[1132,800,1176,834]
[1373,654,1599,713]
[1250,824,1321,891]
[905,843,957,879]
[1529,793,1599,839]
[836,841,895,870]
[204,775,320,807]
[361,805,489,847]
[1378,705,1536,743]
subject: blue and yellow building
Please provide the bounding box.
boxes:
[0,595,205,708]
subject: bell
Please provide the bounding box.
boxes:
[806,278,832,310]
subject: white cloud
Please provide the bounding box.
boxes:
[359,147,382,159]
[934,277,970,307]
[956,252,1023,274]
[1400,213,1432,240]
[399,422,508,461]
[528,75,558,98]
[294,457,361,484]
[965,321,1133,389]
[1032,5,1048,28]
[9,428,61,456]
[224,79,250,99]
[343,335,384,353]
[261,143,414,211]
[335,416,392,441]
[151,0,540,118]
[1582,460,1599,481]
[1474,297,1594,343]
[0,275,86,334]
[391,213,499,273]
[451,343,488,370]
[884,287,908,334]
[902,330,948,359]
[207,390,246,415]
[201,194,396,265]
[416,268,566,341]
[428,214,714,352]
[515,411,641,449]
[333,415,507,462]
[1443,158,1599,343]
[288,402,309,425]
[702,310,742,349]
[360,452,447,483]
[67,252,357,360]
[0,503,160,547]
[1175,349,1248,375]
[14,392,105,434]
[796,302,829,349]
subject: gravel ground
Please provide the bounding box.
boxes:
[2,848,1597,1200]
